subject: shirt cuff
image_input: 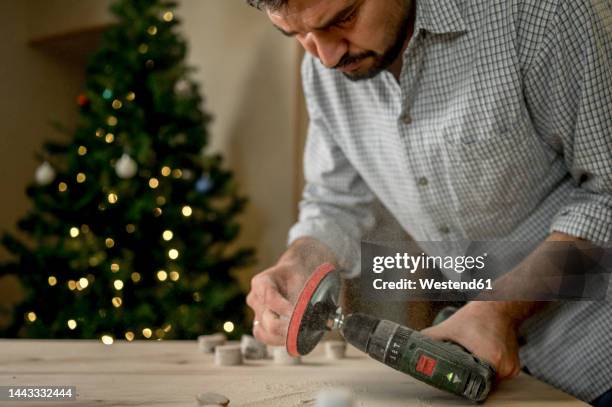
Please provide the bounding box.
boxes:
[550,202,612,245]
[288,219,361,278]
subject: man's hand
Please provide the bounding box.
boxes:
[421,302,522,381]
[246,237,337,346]
[246,261,306,345]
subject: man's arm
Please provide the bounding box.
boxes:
[248,54,380,345]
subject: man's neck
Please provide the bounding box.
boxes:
[387,2,416,82]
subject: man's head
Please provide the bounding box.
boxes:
[249,0,414,81]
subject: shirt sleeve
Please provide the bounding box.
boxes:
[288,55,378,276]
[523,0,612,244]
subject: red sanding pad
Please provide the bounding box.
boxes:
[286,263,336,357]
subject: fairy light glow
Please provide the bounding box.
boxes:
[70,227,80,238]
[223,321,235,333]
[101,335,114,345]
[168,249,179,260]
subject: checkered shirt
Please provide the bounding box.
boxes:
[288,0,612,401]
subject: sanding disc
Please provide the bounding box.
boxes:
[286,263,340,357]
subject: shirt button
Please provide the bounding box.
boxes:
[438,225,450,235]
[417,177,428,186]
[400,112,412,124]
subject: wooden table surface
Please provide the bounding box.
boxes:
[0,339,587,407]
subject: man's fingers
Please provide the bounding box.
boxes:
[252,308,288,346]
[250,273,295,317]
[262,281,294,317]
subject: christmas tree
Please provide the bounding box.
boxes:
[0,0,254,342]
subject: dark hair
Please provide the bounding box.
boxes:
[246,0,289,11]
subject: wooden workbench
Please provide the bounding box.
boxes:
[0,339,587,406]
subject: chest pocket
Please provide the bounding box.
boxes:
[440,116,556,237]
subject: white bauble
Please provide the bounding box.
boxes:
[35,161,56,185]
[174,79,190,96]
[115,153,138,179]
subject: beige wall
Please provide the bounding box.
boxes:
[0,1,298,289]
[178,1,298,278]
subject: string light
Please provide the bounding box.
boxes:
[153,207,162,217]
[161,166,171,176]
[156,196,166,205]
[58,182,68,192]
[76,173,86,183]
[163,324,172,333]
[101,335,114,345]
[162,11,174,21]
[162,230,173,241]
[78,277,89,289]
[147,25,158,35]
[126,224,136,233]
[108,193,118,204]
[125,331,135,341]
[172,169,182,178]
[169,271,180,281]
[138,43,148,54]
[193,292,201,302]
[126,91,136,101]
[95,128,104,138]
[68,280,77,290]
[107,116,118,126]
[168,249,179,260]
[149,178,159,189]
[114,280,124,290]
[157,270,168,281]
[67,319,77,330]
[78,145,87,155]
[112,297,122,308]
[181,205,192,217]
[131,272,141,283]
[69,227,80,238]
[27,312,37,322]
[105,133,115,143]
[145,59,154,69]
[142,328,152,338]
[110,263,120,272]
[80,224,90,234]
[105,238,115,248]
[155,328,165,339]
[112,99,123,109]
[48,276,57,286]
[223,321,235,333]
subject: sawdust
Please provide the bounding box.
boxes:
[241,380,340,407]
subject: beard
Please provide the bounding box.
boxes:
[334,1,414,81]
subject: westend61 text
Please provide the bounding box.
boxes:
[373,278,493,291]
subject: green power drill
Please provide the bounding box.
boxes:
[286,264,495,402]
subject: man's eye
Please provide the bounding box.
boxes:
[337,9,358,26]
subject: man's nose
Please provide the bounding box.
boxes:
[301,31,347,68]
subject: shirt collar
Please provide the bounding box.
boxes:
[414,0,467,34]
